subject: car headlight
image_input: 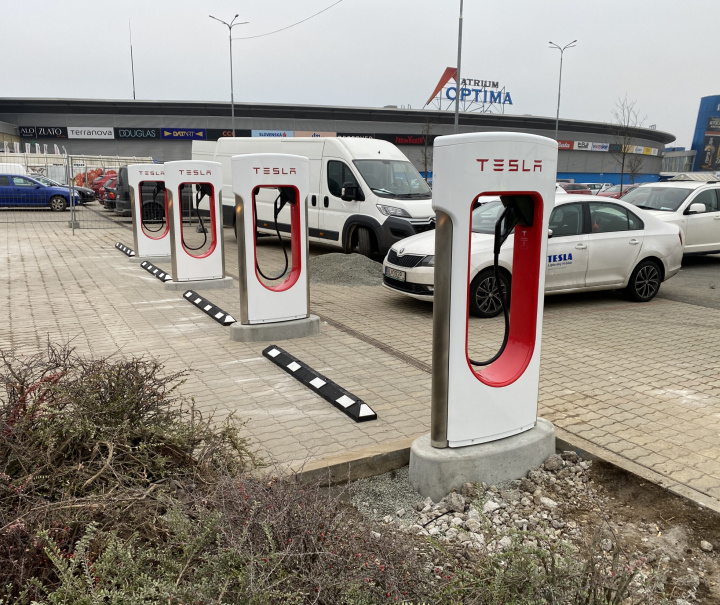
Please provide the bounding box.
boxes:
[377,204,411,218]
[419,255,435,267]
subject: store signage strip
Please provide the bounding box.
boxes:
[68,126,114,139]
[161,129,207,140]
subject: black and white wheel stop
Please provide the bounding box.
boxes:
[115,242,135,257]
[183,290,236,325]
[262,345,377,423]
[140,261,172,282]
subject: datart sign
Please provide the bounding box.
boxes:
[425,67,512,113]
[68,127,114,139]
[161,129,206,140]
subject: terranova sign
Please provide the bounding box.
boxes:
[68,126,115,139]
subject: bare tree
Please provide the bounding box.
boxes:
[421,117,434,183]
[627,153,645,184]
[609,97,646,190]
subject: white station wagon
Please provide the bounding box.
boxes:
[382,194,683,317]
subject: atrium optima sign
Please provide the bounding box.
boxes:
[67,127,115,139]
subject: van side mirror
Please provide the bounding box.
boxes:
[341,181,363,202]
[687,202,706,215]
[547,228,553,239]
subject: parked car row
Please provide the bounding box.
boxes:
[0,174,83,210]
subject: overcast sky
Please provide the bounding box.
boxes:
[4,0,718,148]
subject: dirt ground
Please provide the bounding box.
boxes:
[570,461,720,603]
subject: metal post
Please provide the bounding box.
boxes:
[210,14,248,138]
[549,40,577,141]
[453,0,464,134]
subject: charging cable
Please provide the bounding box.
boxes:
[253,188,293,281]
[143,183,166,233]
[183,184,211,251]
[469,201,524,367]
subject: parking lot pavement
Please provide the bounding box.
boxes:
[2,221,720,511]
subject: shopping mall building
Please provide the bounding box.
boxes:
[0,97,675,183]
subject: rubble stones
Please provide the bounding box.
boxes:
[700,540,714,552]
[446,492,466,513]
[543,454,564,471]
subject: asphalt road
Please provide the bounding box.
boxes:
[657,253,720,310]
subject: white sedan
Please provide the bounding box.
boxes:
[382,194,683,317]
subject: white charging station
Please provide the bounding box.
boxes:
[410,132,559,501]
[229,153,320,342]
[163,160,233,290]
[129,164,170,262]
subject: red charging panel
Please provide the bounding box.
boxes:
[465,191,544,387]
[252,185,302,292]
[139,181,169,240]
[179,183,218,259]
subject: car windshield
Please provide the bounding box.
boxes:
[623,187,692,212]
[32,175,60,187]
[472,200,507,233]
[353,159,431,199]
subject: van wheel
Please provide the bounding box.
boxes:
[357,227,373,257]
[49,196,67,212]
[623,260,661,302]
[469,269,510,318]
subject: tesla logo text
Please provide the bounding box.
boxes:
[548,253,573,264]
[476,159,542,172]
[178,169,211,175]
[252,167,297,175]
[139,170,164,176]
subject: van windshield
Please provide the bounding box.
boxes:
[353,160,431,199]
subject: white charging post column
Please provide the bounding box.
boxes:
[410,132,559,501]
[164,160,233,290]
[129,164,170,262]
[229,153,320,342]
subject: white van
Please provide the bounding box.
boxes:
[0,163,27,175]
[192,137,435,256]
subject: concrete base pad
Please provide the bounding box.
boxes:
[230,315,321,342]
[165,276,235,291]
[130,256,171,264]
[409,418,556,502]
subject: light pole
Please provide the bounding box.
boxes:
[209,14,248,137]
[453,0,464,134]
[548,40,577,142]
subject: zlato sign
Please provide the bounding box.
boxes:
[68,127,114,139]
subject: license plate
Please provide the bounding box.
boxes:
[384,266,406,282]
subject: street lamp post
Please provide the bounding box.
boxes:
[209,14,248,137]
[453,0,464,134]
[548,40,577,142]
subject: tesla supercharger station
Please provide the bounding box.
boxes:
[409,132,558,501]
[129,164,170,262]
[163,160,233,290]
[229,153,320,342]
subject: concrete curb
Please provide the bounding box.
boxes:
[291,426,720,514]
[165,276,235,291]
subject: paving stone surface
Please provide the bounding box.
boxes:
[1,218,720,509]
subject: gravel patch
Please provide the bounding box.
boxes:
[350,466,423,527]
[309,252,383,286]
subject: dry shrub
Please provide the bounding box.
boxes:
[0,342,255,599]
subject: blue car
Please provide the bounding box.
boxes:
[0,174,81,211]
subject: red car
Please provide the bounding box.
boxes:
[597,183,641,199]
[559,183,592,195]
[98,177,117,202]
[90,171,118,196]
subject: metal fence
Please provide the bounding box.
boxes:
[0,153,153,230]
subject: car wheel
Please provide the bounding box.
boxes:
[469,268,510,318]
[49,196,67,212]
[357,227,373,257]
[623,260,661,302]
